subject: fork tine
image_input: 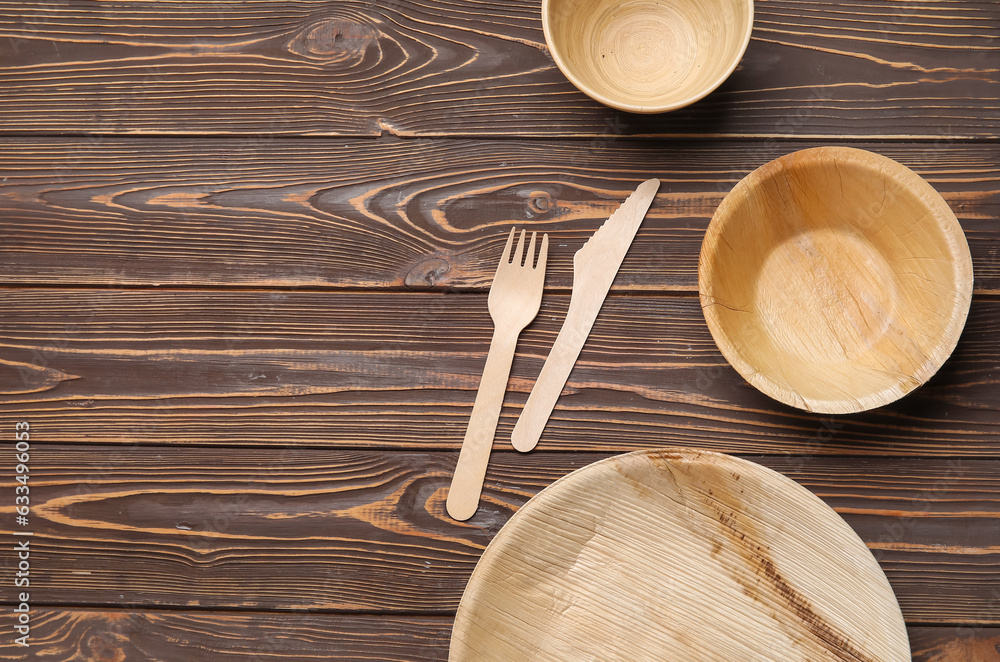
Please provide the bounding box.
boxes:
[500,228,516,265]
[526,232,537,268]
[513,228,527,266]
[535,233,549,272]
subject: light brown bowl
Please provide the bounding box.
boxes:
[699,146,973,414]
[542,0,753,113]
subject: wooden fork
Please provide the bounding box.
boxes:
[447,229,548,521]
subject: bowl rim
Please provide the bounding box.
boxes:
[541,0,755,114]
[698,145,975,414]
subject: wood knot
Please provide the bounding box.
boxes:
[527,190,554,214]
[0,358,80,395]
[404,258,452,289]
[85,634,126,662]
[287,17,379,63]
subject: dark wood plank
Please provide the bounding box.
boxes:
[0,610,993,661]
[0,610,452,661]
[909,626,1000,661]
[0,0,996,137]
[1,447,996,623]
[1,289,999,455]
[1,138,997,292]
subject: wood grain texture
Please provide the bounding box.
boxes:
[0,139,997,292]
[0,610,453,661]
[909,627,1000,661]
[1,289,999,455]
[0,447,996,623]
[0,0,993,654]
[0,0,996,137]
[0,611,991,662]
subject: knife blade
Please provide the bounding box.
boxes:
[511,178,660,452]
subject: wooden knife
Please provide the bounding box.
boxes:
[511,178,660,452]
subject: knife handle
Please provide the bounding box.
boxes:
[511,299,595,453]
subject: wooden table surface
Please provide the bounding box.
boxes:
[0,1,998,660]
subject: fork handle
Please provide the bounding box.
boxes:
[447,327,519,521]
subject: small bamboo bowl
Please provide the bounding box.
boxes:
[542,0,753,113]
[699,147,974,414]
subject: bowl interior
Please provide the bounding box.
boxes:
[699,147,973,413]
[543,0,753,113]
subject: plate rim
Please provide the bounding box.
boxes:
[449,448,910,662]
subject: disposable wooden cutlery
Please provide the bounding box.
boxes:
[447,229,548,521]
[511,178,660,452]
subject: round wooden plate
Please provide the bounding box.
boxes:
[450,449,909,662]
